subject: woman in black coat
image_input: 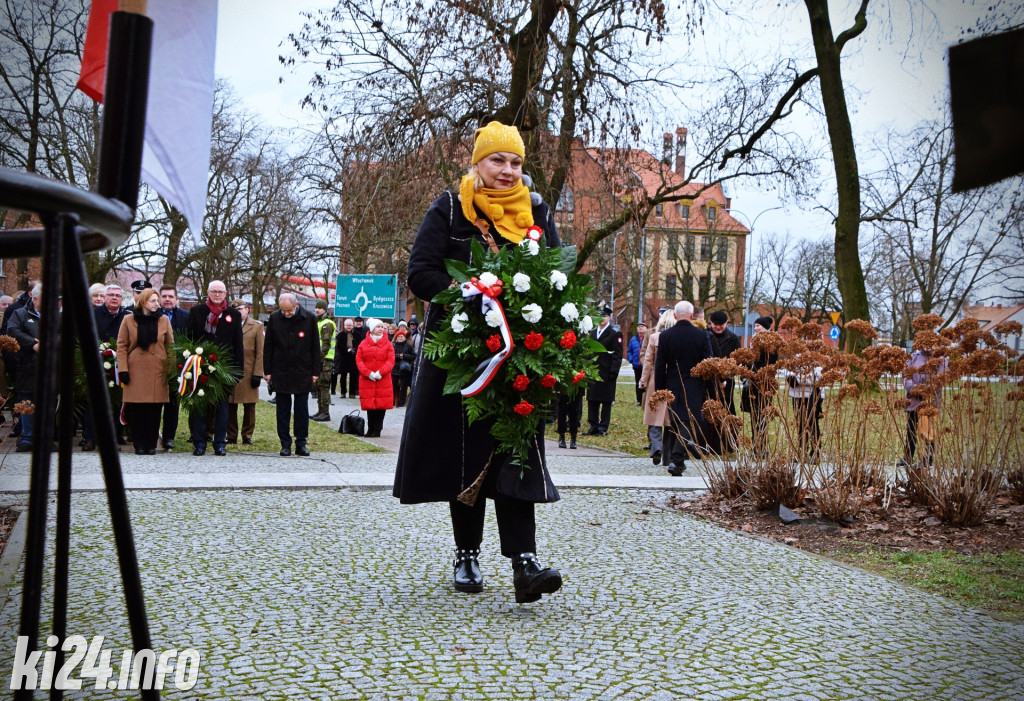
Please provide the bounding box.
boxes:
[390,328,416,407]
[393,121,563,604]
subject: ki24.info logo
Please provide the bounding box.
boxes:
[10,635,200,691]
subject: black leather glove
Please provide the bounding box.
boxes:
[119,372,130,385]
[250,375,261,389]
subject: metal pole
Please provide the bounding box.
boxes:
[637,227,646,325]
[727,206,782,345]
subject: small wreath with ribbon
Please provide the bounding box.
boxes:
[167,338,242,412]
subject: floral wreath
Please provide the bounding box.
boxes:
[167,338,242,412]
[72,339,126,423]
[423,226,605,466]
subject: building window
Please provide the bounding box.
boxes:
[716,239,728,262]
[698,275,710,300]
[706,205,716,221]
[681,275,693,299]
[684,235,695,259]
[665,274,676,298]
[700,236,711,261]
[715,276,727,300]
[667,235,679,258]
[555,186,574,213]
[655,203,664,218]
[682,204,690,219]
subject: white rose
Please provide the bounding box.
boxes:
[579,315,594,334]
[527,240,540,256]
[512,273,531,293]
[521,303,543,323]
[484,308,504,328]
[182,350,191,358]
[108,380,115,387]
[103,362,112,370]
[478,272,498,288]
[195,346,204,355]
[197,389,205,397]
[560,302,579,322]
[185,372,193,380]
[451,312,469,334]
[550,270,568,290]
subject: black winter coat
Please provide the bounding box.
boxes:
[655,320,714,440]
[587,324,623,402]
[263,307,321,394]
[391,340,415,377]
[94,305,131,343]
[7,301,42,394]
[394,190,561,505]
[185,302,245,382]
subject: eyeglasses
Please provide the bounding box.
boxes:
[209,289,226,295]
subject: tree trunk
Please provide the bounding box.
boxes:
[804,0,871,350]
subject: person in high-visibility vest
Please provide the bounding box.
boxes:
[312,300,336,422]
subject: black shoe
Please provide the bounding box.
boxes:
[16,442,32,453]
[569,435,577,449]
[311,412,330,422]
[557,435,567,449]
[453,548,484,593]
[512,553,562,603]
[667,462,686,477]
[162,440,175,451]
[214,447,227,456]
[82,440,96,452]
[242,438,253,445]
[193,447,206,456]
[651,450,661,466]
[135,448,146,455]
[584,427,600,436]
[145,449,157,455]
[643,444,651,451]
[226,438,237,444]
[280,447,291,457]
[295,445,310,457]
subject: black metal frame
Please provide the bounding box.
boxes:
[2,11,160,700]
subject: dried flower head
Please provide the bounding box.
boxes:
[14,400,35,415]
[648,389,675,412]
[0,335,19,353]
[993,321,1023,336]
[953,317,981,335]
[702,399,729,427]
[837,384,860,402]
[751,331,785,355]
[939,328,960,343]
[819,369,846,386]
[751,366,780,394]
[765,405,782,420]
[863,401,884,415]
[1007,390,1024,402]
[798,321,826,341]
[779,316,802,332]
[730,347,758,365]
[912,313,944,331]
[844,319,878,341]
[691,357,741,380]
[917,405,939,417]
[892,397,911,410]
[913,330,942,352]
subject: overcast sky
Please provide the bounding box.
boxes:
[213,0,1002,246]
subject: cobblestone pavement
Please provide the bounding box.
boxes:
[0,488,1022,700]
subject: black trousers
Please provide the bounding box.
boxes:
[633,365,643,403]
[587,400,612,433]
[449,496,536,557]
[127,403,162,452]
[556,393,583,435]
[366,409,386,436]
[275,392,309,448]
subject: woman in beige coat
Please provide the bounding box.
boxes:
[228,299,264,444]
[638,310,676,466]
[117,288,174,454]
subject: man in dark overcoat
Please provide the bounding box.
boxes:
[7,284,43,453]
[585,306,623,435]
[263,292,321,457]
[185,279,244,456]
[708,310,740,414]
[655,300,714,475]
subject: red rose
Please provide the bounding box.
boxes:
[513,374,530,391]
[199,375,209,383]
[572,371,586,384]
[513,400,535,416]
[560,331,577,349]
[524,331,543,350]
[177,364,184,370]
[209,353,218,361]
[486,334,502,352]
[541,374,557,388]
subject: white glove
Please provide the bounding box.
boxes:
[369,371,381,381]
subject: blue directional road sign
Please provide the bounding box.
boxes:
[334,274,398,318]
[829,325,841,342]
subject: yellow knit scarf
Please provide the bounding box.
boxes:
[459,174,534,244]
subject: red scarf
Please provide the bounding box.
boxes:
[205,297,228,332]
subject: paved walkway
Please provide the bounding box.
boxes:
[0,427,1022,699]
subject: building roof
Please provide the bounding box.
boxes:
[961,303,1024,331]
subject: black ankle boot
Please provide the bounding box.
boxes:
[453,548,484,593]
[569,433,577,449]
[511,552,562,603]
[558,434,567,449]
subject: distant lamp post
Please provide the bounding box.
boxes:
[726,205,783,344]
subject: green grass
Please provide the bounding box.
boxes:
[831,547,1024,620]
[172,398,383,454]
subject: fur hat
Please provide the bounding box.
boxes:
[471,121,525,165]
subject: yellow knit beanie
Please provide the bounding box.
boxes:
[471,121,525,165]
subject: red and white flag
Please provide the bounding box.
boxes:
[78,0,218,245]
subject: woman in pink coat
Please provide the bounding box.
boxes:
[355,318,395,437]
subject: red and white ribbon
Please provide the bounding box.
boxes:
[460,277,514,397]
[178,352,203,397]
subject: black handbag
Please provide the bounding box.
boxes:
[339,410,365,436]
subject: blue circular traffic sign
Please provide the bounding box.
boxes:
[829,325,841,341]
